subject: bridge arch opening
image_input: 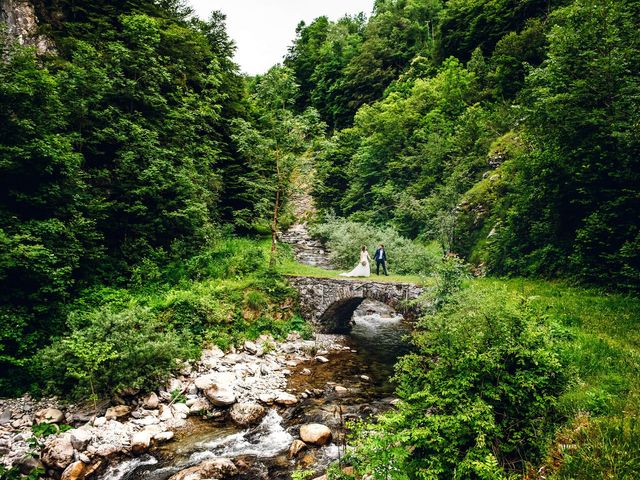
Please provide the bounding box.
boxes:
[317,297,404,334]
[317,297,365,333]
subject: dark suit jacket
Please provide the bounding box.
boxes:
[374,248,387,261]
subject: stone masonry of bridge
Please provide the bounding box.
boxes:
[286,276,424,333]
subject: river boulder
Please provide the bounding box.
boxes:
[153,431,174,443]
[69,428,92,451]
[105,405,130,420]
[41,434,74,470]
[274,392,298,406]
[60,461,85,480]
[168,458,238,480]
[229,402,265,426]
[194,372,235,391]
[142,392,159,409]
[188,397,212,414]
[204,385,236,407]
[299,424,332,446]
[289,439,307,458]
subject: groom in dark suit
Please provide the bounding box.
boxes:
[374,244,388,276]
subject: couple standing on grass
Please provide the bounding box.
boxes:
[339,244,388,278]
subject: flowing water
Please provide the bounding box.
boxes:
[100,299,411,480]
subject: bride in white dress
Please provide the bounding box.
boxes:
[340,245,371,277]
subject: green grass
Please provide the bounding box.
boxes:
[471,277,640,478]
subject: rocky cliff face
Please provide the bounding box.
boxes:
[1,0,53,54]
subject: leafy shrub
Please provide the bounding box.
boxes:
[154,286,234,337]
[430,254,468,310]
[182,238,266,281]
[348,284,569,478]
[291,470,315,480]
[37,306,198,398]
[311,216,439,275]
[245,290,269,311]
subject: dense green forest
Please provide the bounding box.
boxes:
[287,0,639,288]
[1,0,639,479]
[0,0,319,395]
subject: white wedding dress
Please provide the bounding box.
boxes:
[340,250,371,277]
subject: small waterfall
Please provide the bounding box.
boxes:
[98,454,158,480]
[190,410,293,460]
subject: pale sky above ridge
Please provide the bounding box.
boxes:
[188,0,373,75]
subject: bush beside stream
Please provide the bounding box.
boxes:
[31,237,308,399]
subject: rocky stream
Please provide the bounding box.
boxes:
[0,300,411,480]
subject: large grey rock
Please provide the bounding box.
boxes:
[14,455,43,475]
[133,415,159,426]
[188,398,212,414]
[289,439,307,458]
[243,341,259,355]
[142,392,159,409]
[172,403,190,416]
[299,424,332,446]
[229,402,265,426]
[167,378,183,393]
[153,431,174,443]
[204,385,236,407]
[95,443,119,457]
[274,392,298,406]
[168,458,238,480]
[143,424,164,436]
[69,428,92,451]
[41,434,74,469]
[93,416,106,427]
[159,404,173,421]
[0,409,11,424]
[194,372,235,391]
[258,393,276,404]
[334,385,348,395]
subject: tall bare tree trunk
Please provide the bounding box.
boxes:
[270,149,282,269]
[270,187,280,268]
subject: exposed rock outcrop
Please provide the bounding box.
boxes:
[0,0,54,54]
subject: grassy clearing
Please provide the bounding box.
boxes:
[273,241,429,285]
[472,278,640,478]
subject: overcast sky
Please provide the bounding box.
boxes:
[188,0,373,75]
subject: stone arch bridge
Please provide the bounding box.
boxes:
[286,276,424,333]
